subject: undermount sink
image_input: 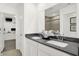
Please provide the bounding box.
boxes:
[47,40,68,47]
[31,36,42,39]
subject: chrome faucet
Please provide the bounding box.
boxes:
[61,36,64,41]
[55,33,64,41]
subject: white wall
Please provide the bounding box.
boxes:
[16,3,24,55]
[77,4,79,38]
[24,3,38,34]
[0,3,17,14]
[37,4,45,32]
[24,3,38,55]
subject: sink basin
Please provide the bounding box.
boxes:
[47,40,68,47]
[31,36,42,39]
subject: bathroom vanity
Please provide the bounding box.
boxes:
[25,33,79,56]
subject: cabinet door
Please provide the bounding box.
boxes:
[30,39,38,56]
[30,45,38,56]
[38,44,52,56]
[25,38,31,56]
[25,38,38,56]
[38,48,51,56]
[38,43,71,56]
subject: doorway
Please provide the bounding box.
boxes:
[0,12,16,52]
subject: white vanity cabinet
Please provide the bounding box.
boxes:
[25,38,71,56]
[25,38,38,56]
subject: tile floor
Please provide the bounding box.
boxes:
[1,49,22,56]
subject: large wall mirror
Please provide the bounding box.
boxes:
[45,3,69,33]
[45,5,60,32]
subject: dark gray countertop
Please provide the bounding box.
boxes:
[25,34,79,56]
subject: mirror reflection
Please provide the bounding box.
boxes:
[45,4,60,33]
